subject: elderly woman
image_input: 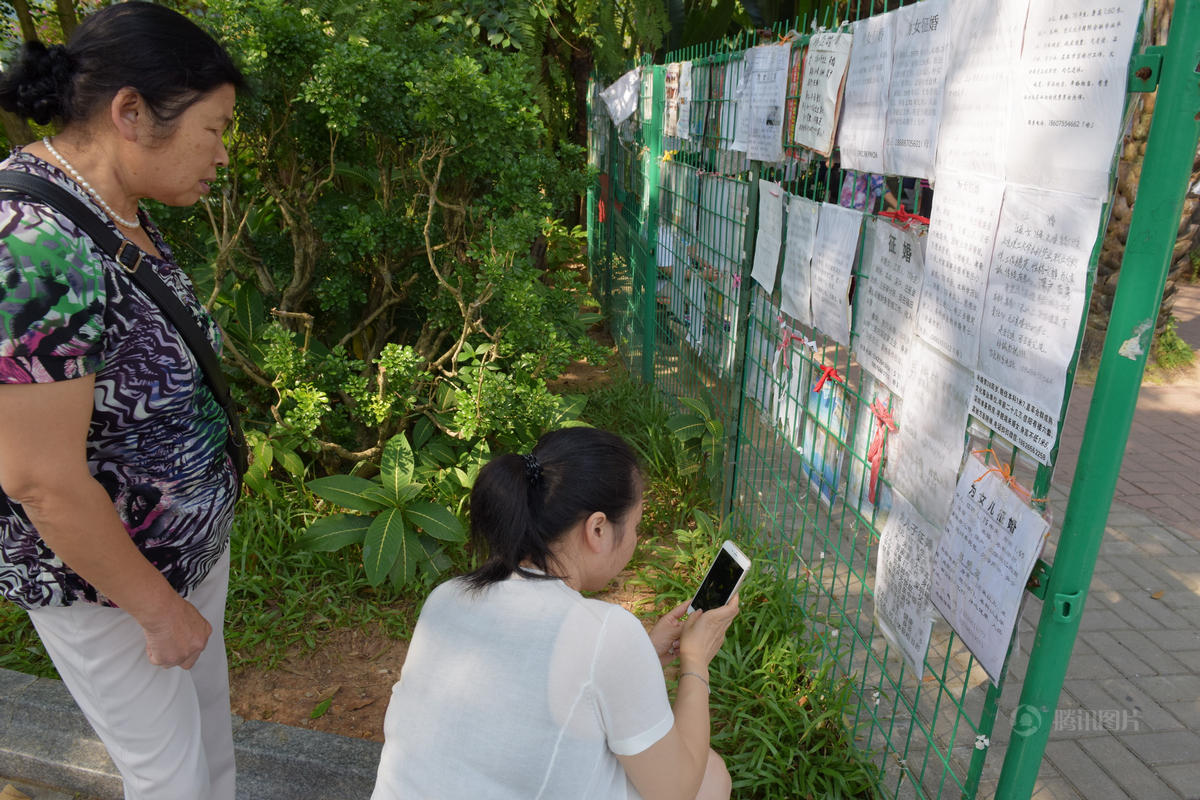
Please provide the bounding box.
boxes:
[0,4,244,798]
[372,427,739,800]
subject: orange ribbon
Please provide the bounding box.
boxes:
[970,449,1045,504]
[867,399,898,505]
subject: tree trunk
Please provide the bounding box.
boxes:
[1081,0,1193,366]
[55,0,78,39]
[1,110,35,148]
[11,0,38,43]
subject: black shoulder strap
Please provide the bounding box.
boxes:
[0,171,247,484]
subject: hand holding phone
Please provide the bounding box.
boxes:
[688,540,750,613]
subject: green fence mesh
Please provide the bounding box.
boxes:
[586,2,1200,798]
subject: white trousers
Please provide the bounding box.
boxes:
[27,549,235,800]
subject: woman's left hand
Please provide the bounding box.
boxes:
[649,601,690,666]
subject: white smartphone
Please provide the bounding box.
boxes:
[688,540,751,613]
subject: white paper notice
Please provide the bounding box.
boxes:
[1007,0,1143,199]
[971,185,1103,465]
[751,180,785,291]
[875,491,938,679]
[810,203,862,347]
[664,63,681,138]
[740,44,791,162]
[855,218,926,396]
[931,454,1050,686]
[838,13,894,173]
[599,67,640,126]
[917,171,1005,367]
[936,0,1027,177]
[780,194,818,327]
[890,337,973,529]
[677,61,693,141]
[793,32,853,157]
[884,0,951,179]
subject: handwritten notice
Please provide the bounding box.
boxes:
[780,194,819,326]
[875,491,938,679]
[794,32,853,156]
[890,337,973,529]
[884,0,951,179]
[838,13,894,173]
[677,61,693,141]
[752,180,785,291]
[855,218,926,396]
[972,185,1103,464]
[810,203,863,347]
[916,171,1004,367]
[1007,0,1143,199]
[931,454,1050,686]
[936,0,1027,177]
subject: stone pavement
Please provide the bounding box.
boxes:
[4,288,1200,799]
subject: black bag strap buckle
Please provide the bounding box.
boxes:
[115,240,144,273]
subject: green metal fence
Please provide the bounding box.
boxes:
[587,2,1200,798]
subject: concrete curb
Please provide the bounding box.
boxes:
[0,667,381,800]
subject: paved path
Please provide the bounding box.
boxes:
[993,281,1200,800]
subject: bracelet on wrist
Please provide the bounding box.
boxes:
[680,671,710,692]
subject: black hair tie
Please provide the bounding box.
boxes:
[522,453,542,487]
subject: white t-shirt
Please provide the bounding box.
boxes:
[371,573,674,799]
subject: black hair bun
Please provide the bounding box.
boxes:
[0,41,75,125]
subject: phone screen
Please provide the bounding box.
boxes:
[691,548,745,611]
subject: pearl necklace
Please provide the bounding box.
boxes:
[42,137,140,229]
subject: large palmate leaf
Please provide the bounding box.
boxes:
[380,434,415,502]
[296,513,371,552]
[363,508,407,586]
[405,501,466,542]
[307,475,389,513]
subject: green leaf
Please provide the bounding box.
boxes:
[380,434,414,500]
[667,412,705,443]
[412,416,435,449]
[405,501,466,542]
[234,283,265,341]
[363,508,407,586]
[419,439,456,466]
[253,439,273,471]
[277,449,305,479]
[296,513,370,552]
[307,475,388,512]
[310,697,332,719]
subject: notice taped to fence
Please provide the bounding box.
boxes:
[884,0,951,179]
[917,171,1004,368]
[971,185,1102,464]
[855,218,927,396]
[936,0,1027,177]
[875,491,938,679]
[752,180,785,291]
[932,454,1050,686]
[780,194,819,326]
[1006,0,1143,199]
[810,203,863,347]
[890,337,973,529]
[677,61,692,141]
[838,13,893,174]
[793,32,852,157]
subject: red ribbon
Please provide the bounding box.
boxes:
[878,207,930,229]
[813,364,843,394]
[774,317,814,372]
[867,399,898,504]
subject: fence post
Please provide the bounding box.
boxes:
[994,6,1200,798]
[641,65,666,386]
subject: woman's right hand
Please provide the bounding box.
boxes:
[677,593,740,671]
[139,594,212,669]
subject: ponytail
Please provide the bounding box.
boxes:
[465,428,641,589]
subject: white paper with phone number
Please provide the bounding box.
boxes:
[874,491,938,679]
[931,455,1050,686]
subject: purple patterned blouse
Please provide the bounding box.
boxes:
[0,150,237,609]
